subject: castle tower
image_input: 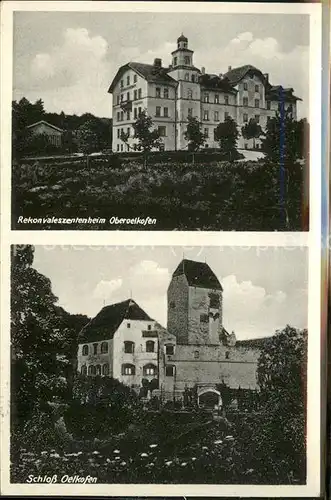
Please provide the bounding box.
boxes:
[167,35,201,149]
[167,259,223,345]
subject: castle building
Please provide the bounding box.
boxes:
[77,259,265,407]
[108,34,301,153]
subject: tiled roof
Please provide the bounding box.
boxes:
[223,64,269,86]
[265,86,301,102]
[108,62,177,92]
[236,336,272,349]
[78,299,153,343]
[173,259,223,291]
[199,73,237,93]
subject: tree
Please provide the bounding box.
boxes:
[184,116,206,153]
[76,120,100,155]
[214,116,239,160]
[241,118,263,149]
[249,325,308,482]
[121,110,161,166]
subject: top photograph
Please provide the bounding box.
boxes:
[10,7,313,231]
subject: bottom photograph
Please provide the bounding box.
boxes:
[10,244,308,486]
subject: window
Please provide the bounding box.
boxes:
[191,74,195,83]
[156,106,161,117]
[82,345,89,356]
[200,313,209,323]
[165,344,174,355]
[143,364,157,376]
[194,350,199,359]
[255,115,260,123]
[188,108,193,118]
[158,126,166,137]
[134,74,137,83]
[187,89,193,99]
[138,89,142,99]
[203,110,209,121]
[88,365,96,376]
[120,111,124,121]
[127,75,130,86]
[127,127,130,136]
[101,342,108,354]
[184,56,190,65]
[243,97,248,106]
[224,95,229,105]
[81,365,87,375]
[116,96,120,105]
[243,82,248,91]
[120,144,123,151]
[169,300,176,309]
[122,363,135,375]
[146,340,155,352]
[96,364,101,376]
[163,107,169,118]
[120,79,124,88]
[214,111,219,121]
[203,93,209,103]
[147,324,152,331]
[126,92,130,101]
[165,365,175,377]
[164,88,169,99]
[102,363,109,376]
[255,84,259,92]
[138,107,142,116]
[185,73,189,81]
[117,129,120,139]
[243,113,248,123]
[117,112,120,122]
[244,143,248,149]
[204,127,209,138]
[121,94,124,102]
[126,111,130,121]
[255,99,260,108]
[209,292,220,308]
[134,108,137,119]
[224,112,229,119]
[213,128,217,140]
[134,90,137,100]
[225,351,230,359]
[159,143,165,151]
[174,57,177,66]
[127,322,131,328]
[124,341,134,353]
[266,101,271,110]
[156,87,161,98]
[117,144,120,151]
[93,343,98,355]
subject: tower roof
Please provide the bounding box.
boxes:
[177,33,188,42]
[173,259,223,291]
[78,299,153,343]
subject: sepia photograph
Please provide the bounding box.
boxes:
[8,244,310,488]
[8,4,314,231]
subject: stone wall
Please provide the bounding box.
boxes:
[167,274,189,344]
[187,286,223,345]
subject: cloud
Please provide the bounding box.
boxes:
[221,275,306,339]
[93,278,123,301]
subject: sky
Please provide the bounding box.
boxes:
[13,11,309,119]
[32,245,308,340]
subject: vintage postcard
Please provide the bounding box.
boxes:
[1,1,320,231]
[0,0,324,498]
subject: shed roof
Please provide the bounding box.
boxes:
[173,259,223,291]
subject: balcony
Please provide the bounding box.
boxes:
[120,100,133,112]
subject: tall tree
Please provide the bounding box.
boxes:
[241,118,263,149]
[184,116,206,162]
[214,116,238,160]
[121,110,161,166]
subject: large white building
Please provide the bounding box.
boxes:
[108,34,301,152]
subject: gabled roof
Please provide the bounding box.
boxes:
[26,120,63,132]
[108,62,178,93]
[199,73,237,94]
[223,64,268,86]
[265,85,301,102]
[78,299,153,343]
[172,259,223,291]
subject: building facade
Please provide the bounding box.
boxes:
[108,34,301,152]
[77,259,264,407]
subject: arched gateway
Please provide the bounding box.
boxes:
[197,388,222,409]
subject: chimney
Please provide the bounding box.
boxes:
[228,65,232,72]
[264,72,269,82]
[201,67,205,75]
[154,58,162,68]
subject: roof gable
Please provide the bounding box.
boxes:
[173,259,223,291]
[26,120,63,132]
[78,299,153,343]
[108,62,177,93]
[199,74,237,94]
[223,65,268,86]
